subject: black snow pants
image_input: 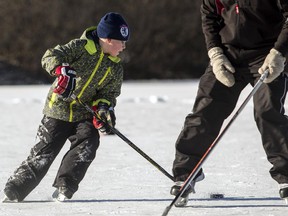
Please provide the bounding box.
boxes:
[173,65,288,184]
[4,116,99,201]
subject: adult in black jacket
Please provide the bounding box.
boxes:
[170,0,288,207]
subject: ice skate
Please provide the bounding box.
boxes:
[279,184,288,204]
[2,186,19,203]
[52,187,73,202]
[170,172,204,207]
[170,181,193,207]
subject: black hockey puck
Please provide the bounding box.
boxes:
[210,193,224,199]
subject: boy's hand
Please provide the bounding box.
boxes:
[53,64,76,98]
[259,48,286,83]
[92,103,116,133]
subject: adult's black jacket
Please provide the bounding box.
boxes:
[201,0,288,56]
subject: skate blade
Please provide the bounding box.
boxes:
[283,197,288,205]
[1,195,18,203]
[54,193,67,202]
[52,189,67,202]
[174,197,188,207]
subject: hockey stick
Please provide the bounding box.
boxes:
[161,70,269,216]
[70,94,175,182]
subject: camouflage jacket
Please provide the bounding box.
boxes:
[41,26,123,122]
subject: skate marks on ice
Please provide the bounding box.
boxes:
[62,196,288,209]
[179,196,288,209]
[6,196,284,207]
[164,196,288,216]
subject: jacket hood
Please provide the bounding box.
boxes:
[80,26,121,63]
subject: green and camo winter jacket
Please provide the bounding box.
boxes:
[41,26,123,122]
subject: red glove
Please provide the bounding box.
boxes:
[53,64,76,98]
[92,102,116,134]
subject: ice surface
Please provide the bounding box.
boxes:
[0,81,287,216]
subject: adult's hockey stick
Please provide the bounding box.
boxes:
[162,70,269,216]
[70,94,175,182]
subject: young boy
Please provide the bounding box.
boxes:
[2,12,129,202]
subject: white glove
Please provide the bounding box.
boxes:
[208,47,235,87]
[258,48,286,83]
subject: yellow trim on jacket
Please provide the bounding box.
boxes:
[68,51,105,122]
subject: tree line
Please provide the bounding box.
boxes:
[0,0,208,83]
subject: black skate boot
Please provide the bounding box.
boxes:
[279,184,288,204]
[170,172,205,207]
[52,186,74,202]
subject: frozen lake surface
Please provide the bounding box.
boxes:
[0,80,287,216]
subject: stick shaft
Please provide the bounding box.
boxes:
[71,95,175,181]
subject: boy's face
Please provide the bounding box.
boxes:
[103,39,126,57]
